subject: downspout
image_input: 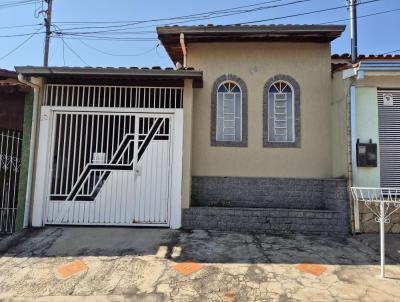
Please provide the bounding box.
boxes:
[180,33,187,68]
[17,74,40,228]
[349,81,360,233]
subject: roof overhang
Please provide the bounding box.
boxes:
[0,68,30,92]
[157,24,346,64]
[342,61,400,79]
[15,66,202,79]
[15,66,203,88]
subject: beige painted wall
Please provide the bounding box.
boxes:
[187,42,334,178]
[331,72,350,178]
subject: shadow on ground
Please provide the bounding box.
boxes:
[1,226,398,266]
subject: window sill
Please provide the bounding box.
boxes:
[211,140,248,147]
[263,141,301,148]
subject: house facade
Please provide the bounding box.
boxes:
[14,24,375,235]
[332,57,400,233]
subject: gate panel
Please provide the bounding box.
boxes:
[0,129,22,233]
[46,111,172,225]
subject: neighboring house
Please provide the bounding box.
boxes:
[15,24,359,236]
[0,69,32,233]
[332,56,400,233]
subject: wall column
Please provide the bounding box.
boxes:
[15,90,34,230]
[182,79,194,208]
[355,87,380,187]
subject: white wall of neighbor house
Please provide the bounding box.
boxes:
[353,86,381,187]
[352,76,400,187]
[187,42,334,178]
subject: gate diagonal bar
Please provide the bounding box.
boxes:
[351,187,400,278]
[54,116,166,223]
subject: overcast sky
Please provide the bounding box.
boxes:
[0,0,399,70]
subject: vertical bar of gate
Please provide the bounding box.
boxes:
[5,130,15,232]
[65,114,73,202]
[11,133,21,232]
[71,114,78,200]
[83,114,89,196]
[50,85,54,106]
[1,131,10,222]
[380,200,385,278]
[133,116,140,222]
[0,131,4,231]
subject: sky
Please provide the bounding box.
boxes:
[0,0,399,70]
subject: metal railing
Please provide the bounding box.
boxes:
[44,84,184,109]
[351,187,400,278]
[0,129,22,233]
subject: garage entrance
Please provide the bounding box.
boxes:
[32,84,184,228]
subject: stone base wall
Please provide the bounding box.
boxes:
[182,207,349,236]
[360,203,400,233]
[191,177,348,211]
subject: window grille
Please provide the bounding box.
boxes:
[44,85,184,109]
[216,81,242,142]
[268,81,295,142]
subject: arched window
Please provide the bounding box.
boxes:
[216,81,242,142]
[264,74,300,147]
[268,81,294,142]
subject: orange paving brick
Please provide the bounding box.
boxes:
[57,260,87,278]
[296,263,327,276]
[223,291,236,302]
[173,261,203,276]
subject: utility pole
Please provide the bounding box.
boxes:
[43,0,53,67]
[349,0,358,63]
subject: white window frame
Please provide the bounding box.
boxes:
[268,81,295,143]
[216,81,243,142]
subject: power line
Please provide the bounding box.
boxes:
[53,0,290,25]
[53,0,383,37]
[0,31,45,38]
[237,0,382,24]
[76,39,160,57]
[0,0,391,40]
[55,0,314,35]
[382,49,400,55]
[59,37,90,66]
[320,7,400,24]
[0,23,42,30]
[0,26,43,62]
[0,0,37,9]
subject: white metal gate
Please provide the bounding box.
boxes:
[378,90,400,187]
[45,112,173,225]
[32,84,184,228]
[0,129,22,233]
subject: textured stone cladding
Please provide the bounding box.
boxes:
[182,207,349,236]
[191,177,347,211]
[360,204,400,233]
[184,177,350,235]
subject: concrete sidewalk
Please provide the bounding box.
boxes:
[0,227,399,302]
